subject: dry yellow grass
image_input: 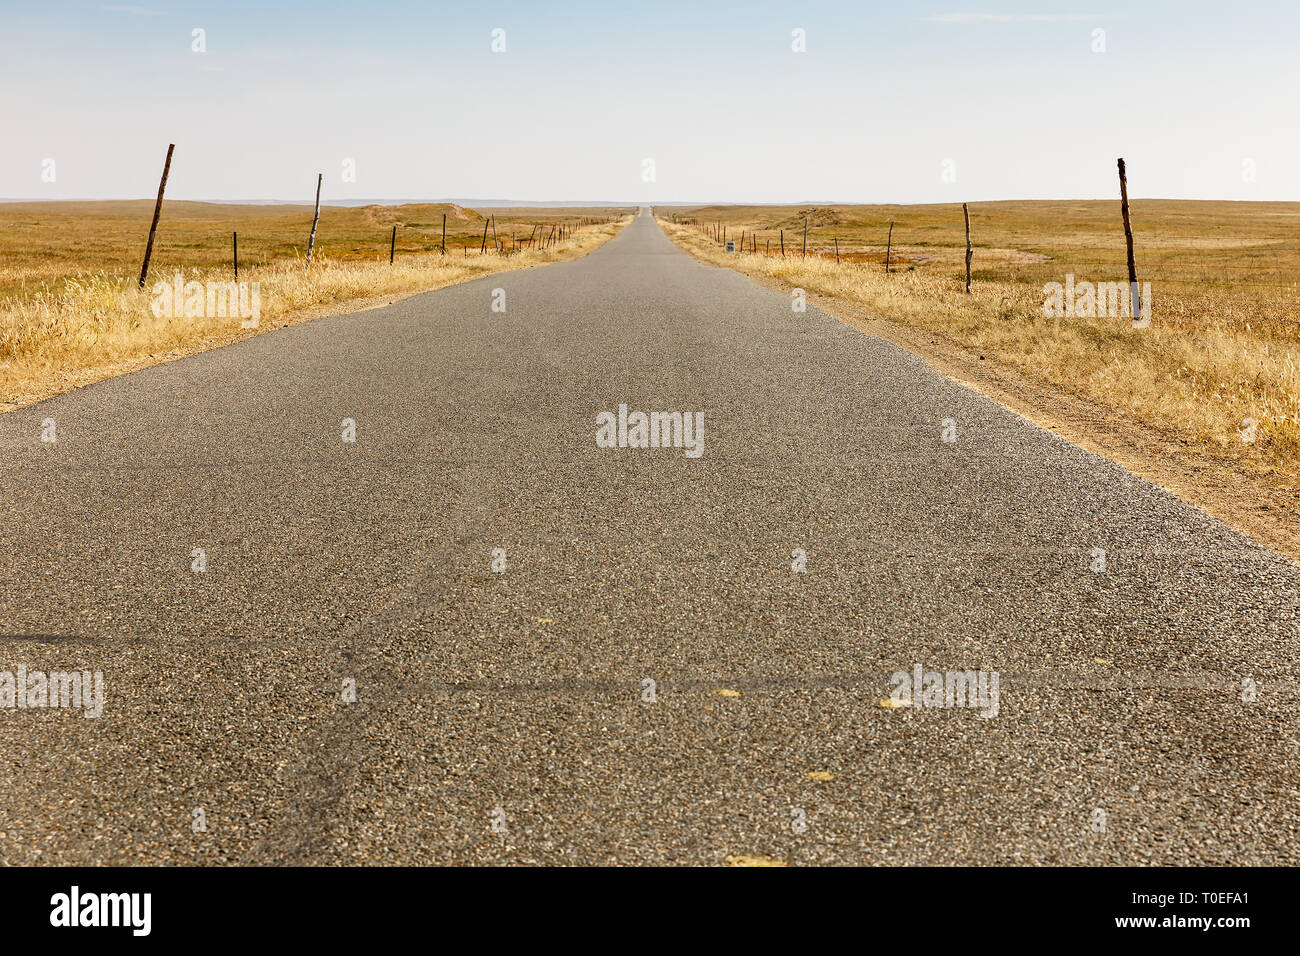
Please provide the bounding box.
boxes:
[657,214,1300,472]
[0,200,629,298]
[0,211,630,407]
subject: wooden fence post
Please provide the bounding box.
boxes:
[441,213,447,255]
[963,203,972,293]
[802,218,807,258]
[233,231,238,280]
[305,173,323,269]
[480,217,490,254]
[1118,157,1141,320]
[834,238,839,264]
[490,215,498,254]
[389,225,396,264]
[885,221,893,274]
[137,143,174,289]
[780,229,785,257]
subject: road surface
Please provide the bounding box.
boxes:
[2,210,1297,865]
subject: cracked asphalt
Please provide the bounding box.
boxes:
[1,209,1298,865]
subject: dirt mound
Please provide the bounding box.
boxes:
[786,206,843,228]
[360,203,483,228]
[360,205,400,226]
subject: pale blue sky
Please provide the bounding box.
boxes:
[2,0,1296,202]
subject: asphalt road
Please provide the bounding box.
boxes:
[2,209,1297,865]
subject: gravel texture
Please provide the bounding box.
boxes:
[0,210,1297,865]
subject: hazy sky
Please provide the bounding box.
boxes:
[3,0,1297,203]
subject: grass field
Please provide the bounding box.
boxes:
[0,200,629,298]
[0,201,631,405]
[656,201,1300,473]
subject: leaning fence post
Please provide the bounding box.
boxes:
[1118,157,1142,320]
[389,225,396,264]
[305,173,323,269]
[137,143,174,289]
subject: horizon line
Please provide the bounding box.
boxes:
[3,196,1297,207]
